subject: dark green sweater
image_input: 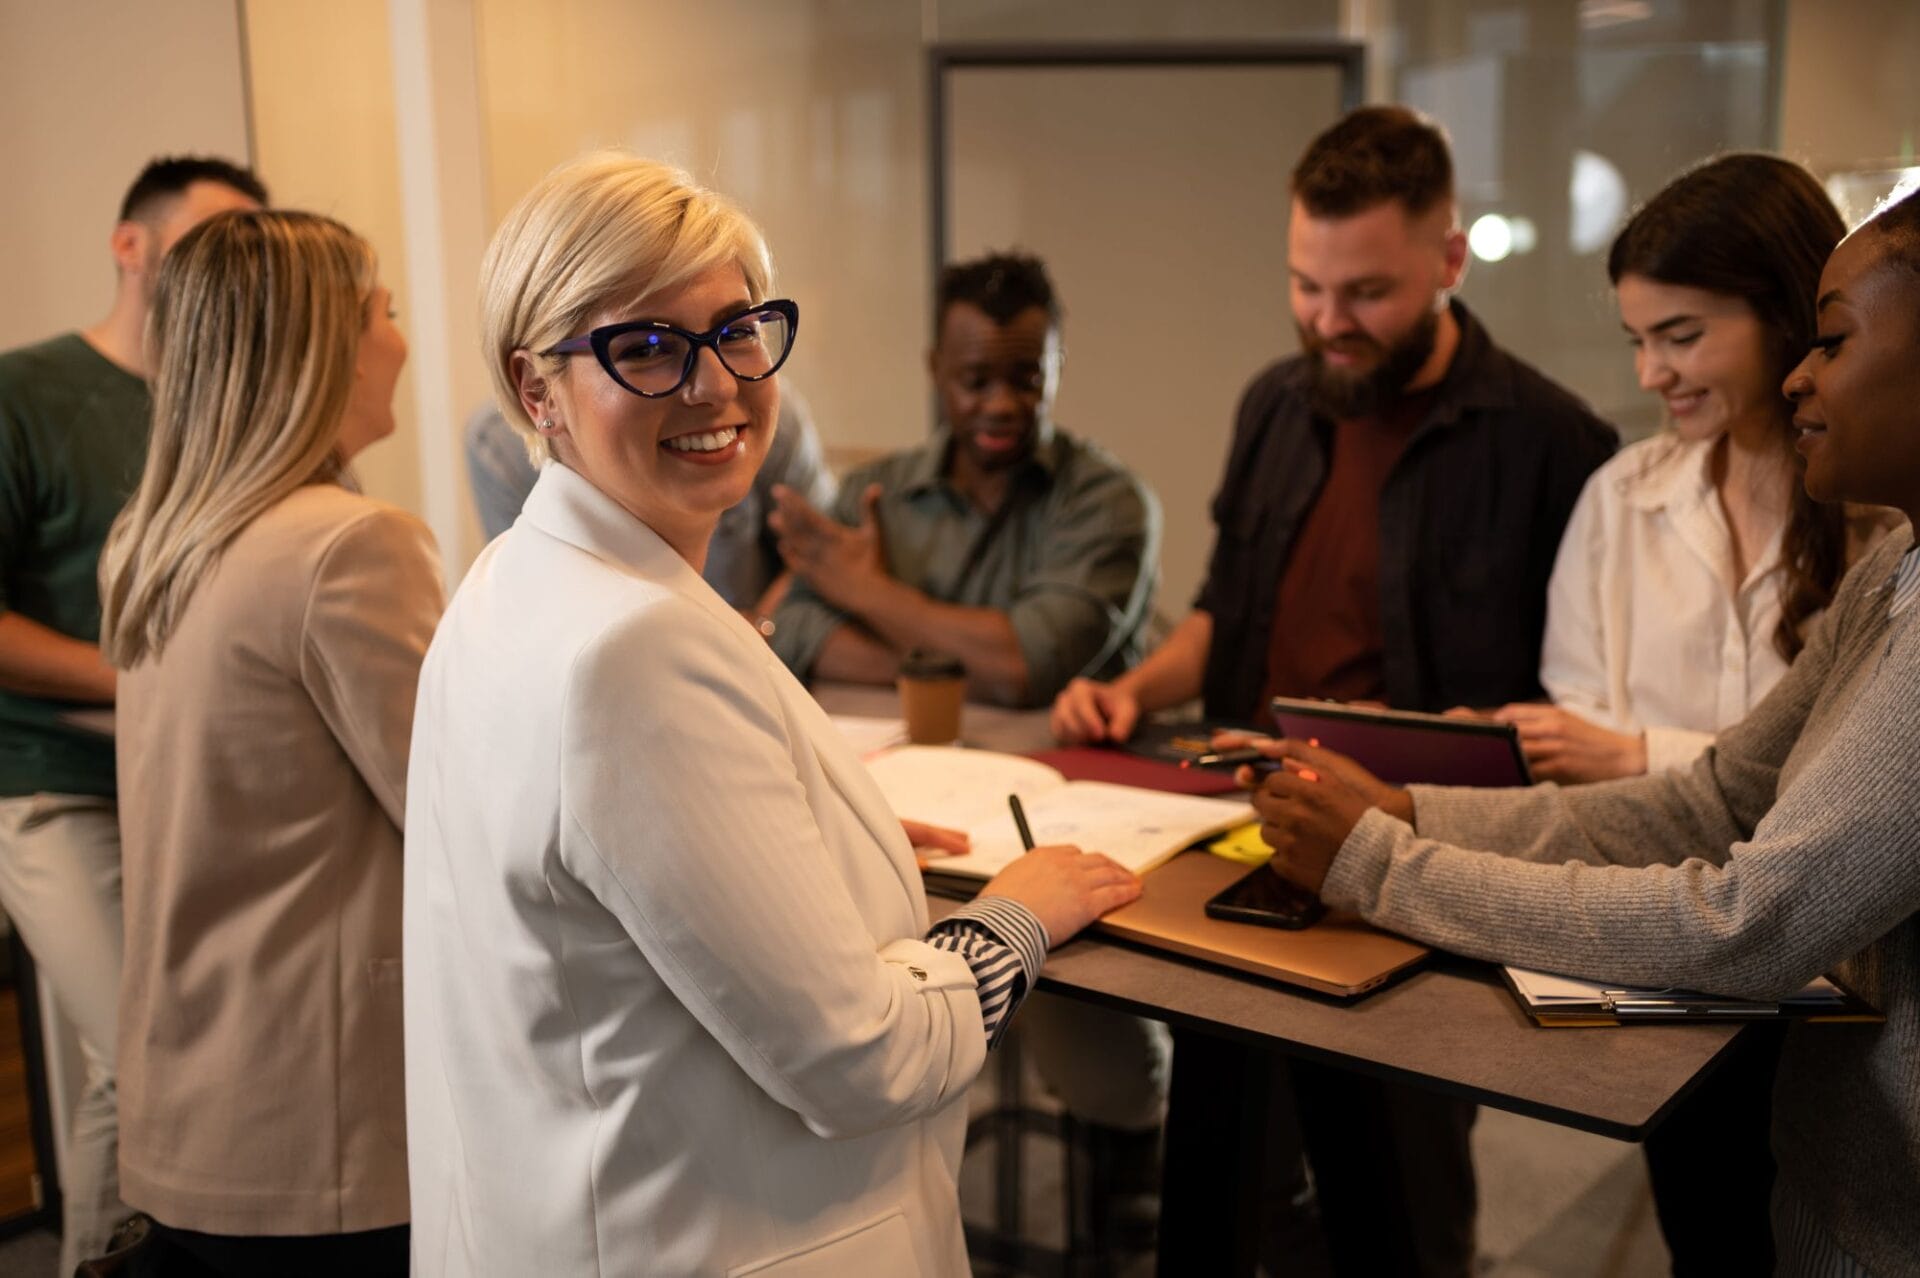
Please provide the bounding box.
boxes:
[0,333,150,798]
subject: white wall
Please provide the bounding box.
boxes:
[947,62,1345,611]
[1779,0,1920,177]
[475,0,932,480]
[243,0,428,525]
[11,0,1920,582]
[0,0,250,350]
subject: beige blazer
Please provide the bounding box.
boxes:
[404,463,988,1277]
[116,482,442,1235]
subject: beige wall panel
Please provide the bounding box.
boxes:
[948,63,1344,616]
[929,0,1338,41]
[474,0,931,458]
[0,0,249,350]
[243,0,423,517]
[1780,0,1920,176]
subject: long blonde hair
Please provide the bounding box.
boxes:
[479,153,773,462]
[99,210,376,668]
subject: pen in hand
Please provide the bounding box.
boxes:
[1181,735,1325,772]
[1183,749,1286,782]
[1008,794,1036,851]
[1180,747,1266,771]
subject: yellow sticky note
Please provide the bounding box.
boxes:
[1207,821,1273,867]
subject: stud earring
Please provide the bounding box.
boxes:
[539,418,555,432]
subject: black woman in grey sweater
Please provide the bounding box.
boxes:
[1248,188,1920,1275]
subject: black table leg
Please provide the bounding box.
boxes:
[1157,1027,1271,1278]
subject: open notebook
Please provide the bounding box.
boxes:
[865,745,1253,880]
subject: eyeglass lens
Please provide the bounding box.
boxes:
[605,308,793,395]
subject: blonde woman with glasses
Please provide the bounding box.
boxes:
[404,154,1140,1276]
[97,210,439,1276]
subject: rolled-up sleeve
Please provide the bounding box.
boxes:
[1006,466,1159,702]
[768,578,852,679]
[768,464,869,679]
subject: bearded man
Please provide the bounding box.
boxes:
[1050,106,1615,1276]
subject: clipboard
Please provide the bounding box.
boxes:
[1500,965,1884,1027]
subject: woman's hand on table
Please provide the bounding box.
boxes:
[1050,677,1140,745]
[1490,702,1647,783]
[980,845,1142,943]
[1242,739,1412,894]
[903,819,970,870]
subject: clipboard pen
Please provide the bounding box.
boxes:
[1180,748,1264,770]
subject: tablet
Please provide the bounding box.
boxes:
[1268,696,1532,788]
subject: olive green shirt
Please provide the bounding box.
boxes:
[0,333,150,798]
[771,426,1160,706]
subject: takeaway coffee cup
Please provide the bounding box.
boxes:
[897,650,966,745]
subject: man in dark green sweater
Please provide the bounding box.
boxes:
[0,155,265,1272]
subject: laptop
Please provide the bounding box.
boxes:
[1094,851,1430,999]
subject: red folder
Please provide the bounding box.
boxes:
[1026,746,1243,797]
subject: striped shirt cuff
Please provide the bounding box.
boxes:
[925,897,1051,1048]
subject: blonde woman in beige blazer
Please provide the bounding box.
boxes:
[405,154,1140,1277]
[97,210,439,1276]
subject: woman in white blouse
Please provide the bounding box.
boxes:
[1487,154,1857,1276]
[403,154,1140,1277]
[1492,155,1857,785]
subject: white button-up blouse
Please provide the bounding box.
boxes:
[1540,433,1793,773]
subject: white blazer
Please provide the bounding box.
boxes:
[1540,433,1791,772]
[404,463,987,1277]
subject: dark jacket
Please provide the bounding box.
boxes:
[1195,302,1617,721]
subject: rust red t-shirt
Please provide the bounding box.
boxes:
[1260,390,1436,711]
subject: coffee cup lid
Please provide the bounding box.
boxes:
[899,648,965,679]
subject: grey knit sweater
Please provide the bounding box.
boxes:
[1323,526,1920,1276]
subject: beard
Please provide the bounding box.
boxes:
[1299,307,1441,419]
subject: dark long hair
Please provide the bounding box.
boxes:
[1608,153,1848,662]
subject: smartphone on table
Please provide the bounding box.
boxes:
[1205,864,1327,931]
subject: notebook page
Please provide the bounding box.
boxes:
[904,781,1253,880]
[864,746,1067,834]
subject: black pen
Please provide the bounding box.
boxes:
[1008,794,1036,851]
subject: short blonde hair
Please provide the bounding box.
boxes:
[100,210,376,667]
[479,153,774,461]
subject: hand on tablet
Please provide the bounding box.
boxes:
[1490,703,1647,783]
